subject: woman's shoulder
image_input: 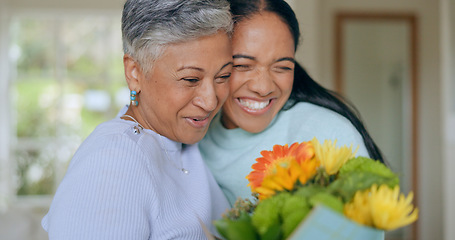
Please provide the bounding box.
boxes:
[71,119,159,169]
[85,119,159,147]
[88,118,136,139]
[43,120,159,238]
[287,101,333,114]
[283,102,350,124]
[279,102,359,137]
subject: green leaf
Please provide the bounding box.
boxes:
[260,223,282,240]
[281,194,310,219]
[340,156,399,182]
[214,219,230,239]
[330,157,400,202]
[294,184,326,198]
[215,212,258,240]
[328,171,398,202]
[282,207,310,238]
[251,192,290,236]
[281,194,311,239]
[308,192,344,214]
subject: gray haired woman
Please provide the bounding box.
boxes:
[42,0,233,239]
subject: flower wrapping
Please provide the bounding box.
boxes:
[215,138,418,240]
[288,205,384,240]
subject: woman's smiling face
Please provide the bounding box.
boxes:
[127,31,232,144]
[221,12,295,133]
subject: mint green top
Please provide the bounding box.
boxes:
[199,102,369,206]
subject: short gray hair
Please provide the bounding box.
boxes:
[121,0,233,74]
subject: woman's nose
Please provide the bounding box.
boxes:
[193,81,217,112]
[248,68,275,97]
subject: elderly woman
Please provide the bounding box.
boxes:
[42,0,233,239]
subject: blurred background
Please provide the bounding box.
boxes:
[0,0,453,239]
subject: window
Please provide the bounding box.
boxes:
[9,14,127,197]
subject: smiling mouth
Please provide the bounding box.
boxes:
[192,117,207,122]
[238,98,271,110]
[185,114,211,128]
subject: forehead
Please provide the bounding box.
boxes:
[232,12,295,55]
[154,32,232,68]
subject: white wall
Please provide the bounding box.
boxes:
[288,0,322,81]
[293,0,445,240]
[441,0,455,239]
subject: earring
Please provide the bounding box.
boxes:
[130,90,139,106]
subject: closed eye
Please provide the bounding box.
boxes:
[216,73,231,83]
[182,78,199,83]
[279,67,293,71]
[273,65,294,73]
[233,65,252,71]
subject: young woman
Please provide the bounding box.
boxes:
[200,0,385,206]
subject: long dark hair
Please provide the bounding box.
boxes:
[228,0,385,163]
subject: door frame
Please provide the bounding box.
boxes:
[334,12,419,240]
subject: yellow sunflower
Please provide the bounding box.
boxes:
[311,137,357,175]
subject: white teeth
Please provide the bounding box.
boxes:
[239,99,270,110]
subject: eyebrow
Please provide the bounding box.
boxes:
[177,62,233,73]
[276,57,296,63]
[177,66,204,72]
[233,54,295,64]
[233,54,255,60]
[219,61,233,71]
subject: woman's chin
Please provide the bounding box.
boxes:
[177,129,209,145]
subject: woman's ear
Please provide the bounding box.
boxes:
[123,54,142,91]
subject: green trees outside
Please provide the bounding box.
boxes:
[11,16,125,195]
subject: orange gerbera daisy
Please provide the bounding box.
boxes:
[246,142,317,198]
[254,158,319,200]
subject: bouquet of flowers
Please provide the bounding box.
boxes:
[214,138,418,240]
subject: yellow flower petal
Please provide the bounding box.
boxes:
[344,190,373,226]
[370,185,419,230]
[311,137,357,175]
[344,184,419,231]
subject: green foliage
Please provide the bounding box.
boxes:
[308,192,344,214]
[251,192,290,236]
[328,157,400,202]
[340,157,399,182]
[294,184,326,198]
[11,16,126,196]
[281,194,310,220]
[216,192,313,240]
[328,171,399,202]
[215,212,259,240]
[15,149,55,195]
[281,195,310,238]
[13,20,55,75]
[15,79,57,138]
